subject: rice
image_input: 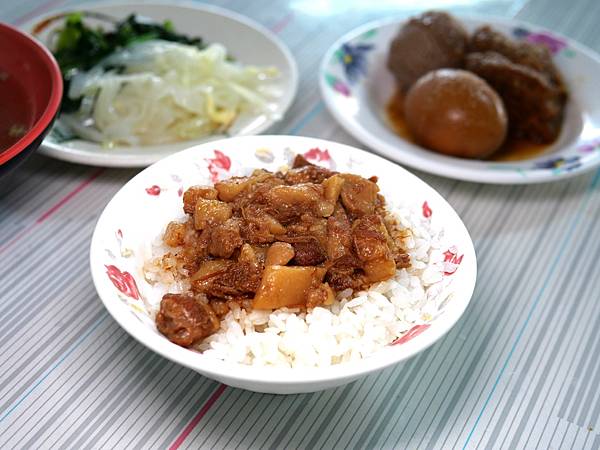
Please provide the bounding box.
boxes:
[146,202,451,368]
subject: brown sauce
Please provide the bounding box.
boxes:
[488,140,550,162]
[386,90,415,142]
[385,90,551,162]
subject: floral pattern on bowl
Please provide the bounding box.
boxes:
[487,137,600,176]
[323,28,377,97]
[512,27,573,56]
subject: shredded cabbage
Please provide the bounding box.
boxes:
[64,40,281,146]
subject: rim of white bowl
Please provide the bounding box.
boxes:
[89,135,477,386]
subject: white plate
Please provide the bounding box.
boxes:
[22,2,298,167]
[89,135,477,394]
[320,15,600,184]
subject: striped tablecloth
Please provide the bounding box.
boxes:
[2,0,600,448]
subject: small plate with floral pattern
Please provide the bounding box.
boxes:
[319,15,600,184]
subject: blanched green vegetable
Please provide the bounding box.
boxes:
[61,40,279,146]
[53,13,206,112]
[50,12,280,147]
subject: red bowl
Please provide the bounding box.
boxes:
[0,22,62,171]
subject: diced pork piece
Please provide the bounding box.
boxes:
[364,258,396,282]
[284,165,335,185]
[215,176,253,202]
[325,254,364,291]
[180,226,211,272]
[340,174,379,218]
[238,243,261,266]
[322,175,345,203]
[216,170,278,202]
[285,218,328,246]
[190,259,232,284]
[326,207,352,260]
[289,237,327,266]
[191,261,262,299]
[163,221,187,247]
[240,209,284,244]
[267,184,323,206]
[194,199,233,230]
[242,206,286,235]
[325,266,353,291]
[183,186,218,215]
[208,219,243,258]
[352,215,393,262]
[267,184,326,222]
[156,294,220,347]
[352,215,397,282]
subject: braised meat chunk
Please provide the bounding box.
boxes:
[352,214,397,282]
[468,25,565,89]
[466,26,567,143]
[285,155,334,184]
[191,258,262,299]
[387,11,469,92]
[155,156,410,347]
[466,51,565,143]
[289,237,327,266]
[325,254,365,291]
[156,294,220,347]
[208,219,243,258]
[183,186,218,214]
[339,174,380,218]
[326,206,352,261]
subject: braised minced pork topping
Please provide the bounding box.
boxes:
[155,155,410,347]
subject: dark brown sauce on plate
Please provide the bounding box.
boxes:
[386,90,414,142]
[385,90,551,162]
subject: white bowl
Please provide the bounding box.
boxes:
[89,135,477,394]
[320,15,600,184]
[22,2,298,167]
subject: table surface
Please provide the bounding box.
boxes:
[2,0,600,449]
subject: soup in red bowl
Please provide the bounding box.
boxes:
[0,22,62,173]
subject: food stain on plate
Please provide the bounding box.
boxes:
[42,12,281,147]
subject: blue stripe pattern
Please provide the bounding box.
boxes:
[0,314,108,423]
[462,168,600,449]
